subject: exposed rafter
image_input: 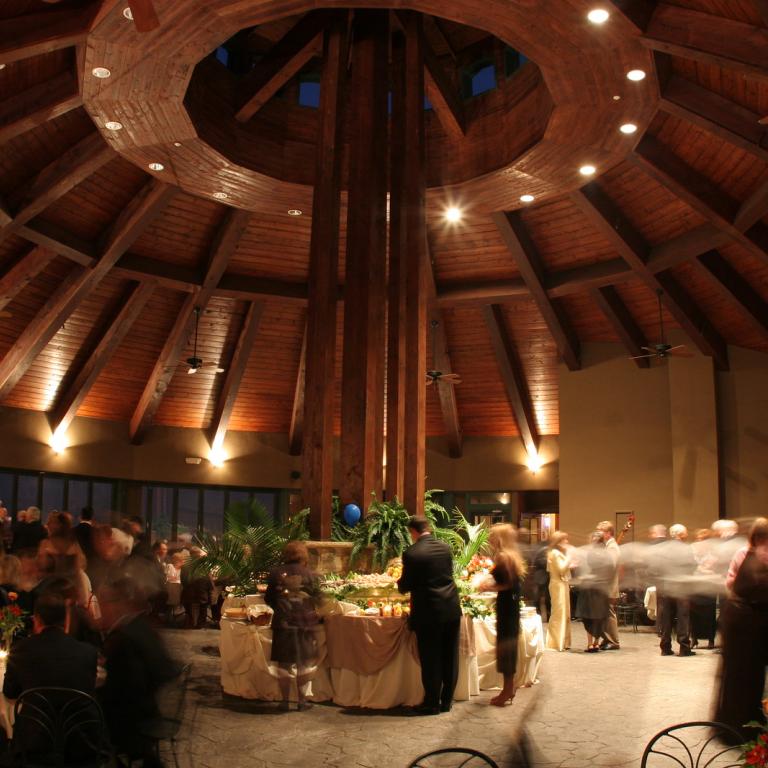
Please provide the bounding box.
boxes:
[0,8,94,65]
[210,301,264,453]
[735,177,768,233]
[130,208,251,443]
[0,73,81,146]
[607,0,656,32]
[48,281,156,438]
[572,184,729,370]
[0,246,56,313]
[421,29,466,139]
[632,135,768,266]
[591,286,650,368]
[482,304,540,457]
[0,133,113,242]
[642,4,768,83]
[288,323,307,456]
[659,75,768,163]
[492,210,581,371]
[234,11,333,123]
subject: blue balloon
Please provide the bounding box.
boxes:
[343,503,361,526]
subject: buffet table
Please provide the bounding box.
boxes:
[220,606,544,709]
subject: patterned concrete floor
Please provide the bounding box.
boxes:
[161,623,720,768]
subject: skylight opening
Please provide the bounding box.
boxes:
[298,78,321,109]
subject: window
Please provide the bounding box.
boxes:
[17,475,39,510]
[148,487,173,542]
[42,477,64,514]
[0,473,14,513]
[92,482,114,522]
[462,60,497,98]
[253,492,276,520]
[203,489,226,535]
[215,46,229,67]
[298,76,321,108]
[67,480,90,519]
[177,488,200,538]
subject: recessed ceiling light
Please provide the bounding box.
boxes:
[579,164,596,176]
[105,120,123,131]
[612,95,621,101]
[520,194,535,203]
[0,64,6,71]
[287,209,302,216]
[148,162,164,171]
[444,206,462,223]
[173,141,182,147]
[587,8,610,23]
[619,123,638,134]
[213,192,228,200]
[123,6,133,20]
[92,67,111,79]
[627,69,646,81]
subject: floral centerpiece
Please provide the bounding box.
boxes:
[0,592,25,652]
[740,702,768,767]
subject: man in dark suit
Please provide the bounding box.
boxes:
[74,506,95,563]
[398,516,461,715]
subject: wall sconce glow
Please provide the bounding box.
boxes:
[587,8,610,24]
[579,164,596,176]
[626,69,646,82]
[444,206,462,223]
[499,493,510,505]
[526,452,543,473]
[209,447,227,467]
[0,649,8,660]
[49,431,68,454]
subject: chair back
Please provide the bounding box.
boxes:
[407,747,500,768]
[641,721,745,768]
[156,663,192,725]
[10,687,112,767]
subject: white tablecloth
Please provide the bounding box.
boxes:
[644,586,657,620]
[220,612,544,709]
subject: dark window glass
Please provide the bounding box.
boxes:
[424,94,432,110]
[140,486,150,521]
[253,492,276,520]
[228,490,250,508]
[68,480,90,520]
[203,490,226,535]
[298,79,321,108]
[149,487,173,542]
[0,473,14,512]
[471,63,496,96]
[42,477,65,514]
[504,46,520,76]
[177,488,199,538]
[92,482,114,523]
[17,475,39,510]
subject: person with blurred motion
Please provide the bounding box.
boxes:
[477,524,526,705]
[74,506,95,563]
[545,531,572,651]
[690,528,717,650]
[577,531,613,653]
[531,537,551,621]
[11,506,47,554]
[596,521,621,650]
[398,516,462,715]
[0,503,12,553]
[716,517,768,740]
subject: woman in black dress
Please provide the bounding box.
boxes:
[483,524,527,706]
[716,517,768,738]
[265,540,321,710]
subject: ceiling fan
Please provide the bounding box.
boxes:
[182,308,225,375]
[629,289,692,362]
[426,319,461,386]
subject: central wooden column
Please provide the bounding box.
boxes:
[302,18,348,539]
[401,13,428,517]
[339,10,389,511]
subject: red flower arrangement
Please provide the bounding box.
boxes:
[741,704,768,767]
[0,591,26,651]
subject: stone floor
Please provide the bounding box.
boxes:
[160,622,720,768]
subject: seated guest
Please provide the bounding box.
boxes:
[11,506,47,555]
[88,525,130,593]
[181,547,212,629]
[98,578,179,767]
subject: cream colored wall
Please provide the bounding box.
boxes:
[718,346,768,520]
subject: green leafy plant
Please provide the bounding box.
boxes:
[331,495,355,542]
[349,495,411,571]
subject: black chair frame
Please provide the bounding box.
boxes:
[407,747,500,768]
[641,720,745,768]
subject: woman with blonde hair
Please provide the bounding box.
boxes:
[479,523,527,706]
[546,531,572,651]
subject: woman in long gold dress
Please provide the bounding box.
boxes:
[546,531,572,651]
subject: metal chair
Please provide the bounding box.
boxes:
[9,687,113,767]
[407,748,500,768]
[136,663,192,768]
[641,721,745,768]
[616,603,640,632]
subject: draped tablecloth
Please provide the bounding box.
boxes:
[220,611,544,709]
[644,586,657,620]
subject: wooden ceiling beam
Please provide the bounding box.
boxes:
[756,0,768,29]
[130,208,251,443]
[18,220,96,266]
[607,0,656,31]
[482,304,540,457]
[642,4,768,83]
[48,281,156,438]
[659,75,768,163]
[288,323,307,456]
[0,246,56,313]
[428,18,457,61]
[0,8,94,65]
[493,210,581,371]
[591,286,650,368]
[421,30,466,139]
[632,135,768,266]
[210,300,264,453]
[0,133,113,242]
[697,250,768,338]
[0,73,81,146]
[735,178,768,232]
[234,11,333,123]
[572,184,729,370]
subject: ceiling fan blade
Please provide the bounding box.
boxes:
[439,374,462,384]
[629,353,656,360]
[667,345,686,352]
[640,346,656,353]
[669,348,695,358]
[187,367,197,375]
[425,377,434,386]
[127,0,160,32]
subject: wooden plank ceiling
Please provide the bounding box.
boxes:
[0,0,767,451]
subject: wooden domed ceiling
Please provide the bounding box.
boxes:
[0,0,767,456]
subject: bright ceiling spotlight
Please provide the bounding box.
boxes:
[148,162,164,171]
[626,69,646,81]
[526,452,543,474]
[619,123,638,134]
[579,164,596,176]
[173,141,182,147]
[213,192,228,200]
[91,67,111,79]
[287,209,302,216]
[444,206,462,223]
[0,64,6,71]
[123,6,134,20]
[520,194,535,203]
[209,446,227,468]
[50,431,68,454]
[587,8,610,24]
[105,121,123,131]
